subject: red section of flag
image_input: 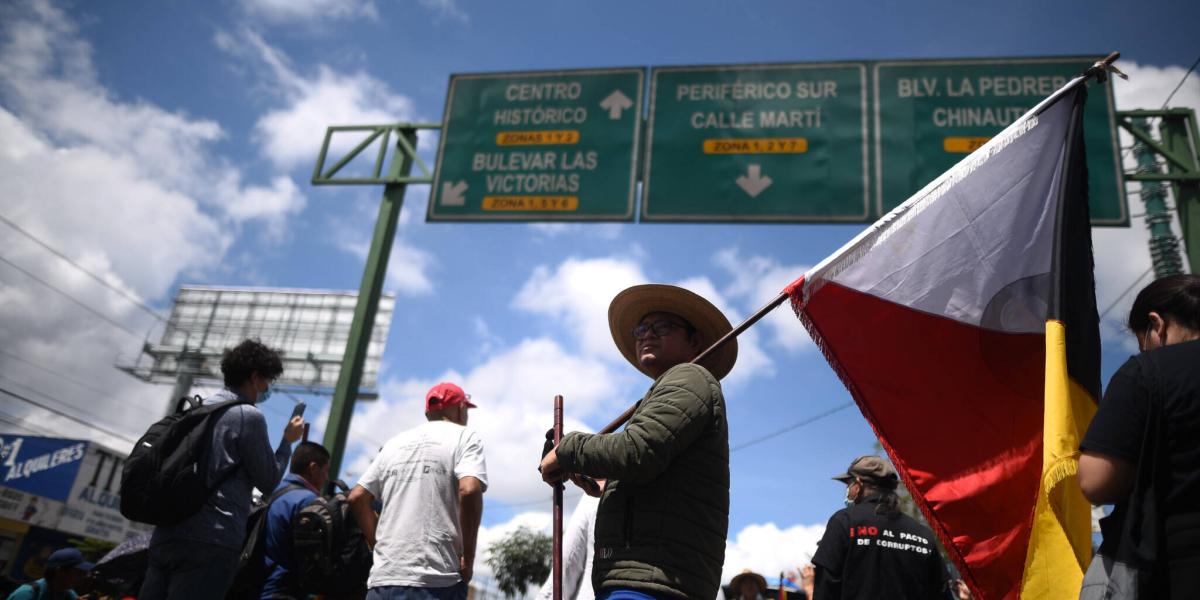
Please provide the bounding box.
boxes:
[798,281,1044,600]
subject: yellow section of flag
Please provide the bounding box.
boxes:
[1019,320,1098,598]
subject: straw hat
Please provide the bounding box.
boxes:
[729,569,768,595]
[608,284,738,380]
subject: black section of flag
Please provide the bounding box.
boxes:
[1048,86,1102,401]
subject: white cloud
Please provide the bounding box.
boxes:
[722,522,826,588]
[673,275,775,387]
[513,256,778,387]
[217,28,417,171]
[334,338,632,504]
[417,0,469,23]
[714,248,812,354]
[0,5,304,230]
[331,214,437,296]
[527,223,624,241]
[237,0,378,23]
[0,0,306,447]
[513,257,649,359]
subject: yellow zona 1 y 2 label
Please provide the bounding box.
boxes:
[482,196,580,211]
[495,130,581,146]
[943,136,991,153]
[702,137,808,154]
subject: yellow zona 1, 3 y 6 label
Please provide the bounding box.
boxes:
[482,196,580,211]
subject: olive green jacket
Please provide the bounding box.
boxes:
[557,363,729,599]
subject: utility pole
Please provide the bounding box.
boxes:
[311,123,439,478]
[1118,109,1200,277]
[1158,110,1200,272]
[1132,117,1185,278]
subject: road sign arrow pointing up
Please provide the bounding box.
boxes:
[735,165,773,198]
[599,90,634,120]
[442,181,468,206]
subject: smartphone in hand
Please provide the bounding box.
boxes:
[291,401,307,420]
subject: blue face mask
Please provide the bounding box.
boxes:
[258,385,273,404]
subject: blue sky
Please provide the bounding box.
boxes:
[2,0,1198,586]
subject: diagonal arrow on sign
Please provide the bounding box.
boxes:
[735,164,772,198]
[441,181,468,206]
[599,90,634,120]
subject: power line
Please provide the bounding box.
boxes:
[492,402,858,511]
[0,254,144,339]
[0,348,111,397]
[730,402,856,452]
[1119,55,1200,163]
[0,212,166,321]
[1159,55,1200,110]
[0,373,138,442]
[0,385,137,446]
[1099,267,1154,321]
[0,411,60,437]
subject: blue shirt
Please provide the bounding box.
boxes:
[260,473,318,598]
[151,389,293,551]
[5,579,77,600]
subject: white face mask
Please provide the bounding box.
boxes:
[844,483,857,507]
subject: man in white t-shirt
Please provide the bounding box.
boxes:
[348,382,488,600]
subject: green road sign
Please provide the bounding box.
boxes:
[875,58,1127,225]
[428,68,643,221]
[643,63,869,222]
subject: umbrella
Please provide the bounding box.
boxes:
[89,533,150,595]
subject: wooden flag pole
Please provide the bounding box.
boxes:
[596,291,791,435]
[552,395,564,600]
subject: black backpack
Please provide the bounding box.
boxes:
[292,482,372,599]
[119,394,247,525]
[224,482,306,600]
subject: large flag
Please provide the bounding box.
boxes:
[785,81,1101,599]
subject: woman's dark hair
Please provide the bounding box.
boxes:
[1127,274,1200,335]
[220,339,284,389]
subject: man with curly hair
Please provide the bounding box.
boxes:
[140,339,305,600]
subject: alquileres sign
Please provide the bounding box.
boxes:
[0,435,150,543]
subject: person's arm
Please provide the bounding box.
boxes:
[458,475,484,584]
[557,364,715,483]
[1078,357,1146,505]
[347,485,379,550]
[1078,452,1136,505]
[236,408,302,493]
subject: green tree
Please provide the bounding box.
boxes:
[485,526,552,598]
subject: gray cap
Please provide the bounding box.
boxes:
[832,455,899,488]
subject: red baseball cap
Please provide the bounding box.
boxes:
[425,382,477,412]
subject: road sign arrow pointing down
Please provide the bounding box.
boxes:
[599,90,633,120]
[735,165,772,198]
[442,181,468,206]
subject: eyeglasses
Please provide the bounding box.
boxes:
[632,320,689,341]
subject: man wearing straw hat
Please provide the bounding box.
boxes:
[540,284,736,600]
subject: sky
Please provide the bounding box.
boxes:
[1,0,1198,589]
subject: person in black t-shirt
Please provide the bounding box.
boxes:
[812,456,947,600]
[1079,274,1200,599]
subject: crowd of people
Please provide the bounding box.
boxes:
[8,274,1198,600]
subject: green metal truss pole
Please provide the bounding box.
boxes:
[323,128,418,478]
[1132,117,1185,278]
[1159,110,1200,273]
